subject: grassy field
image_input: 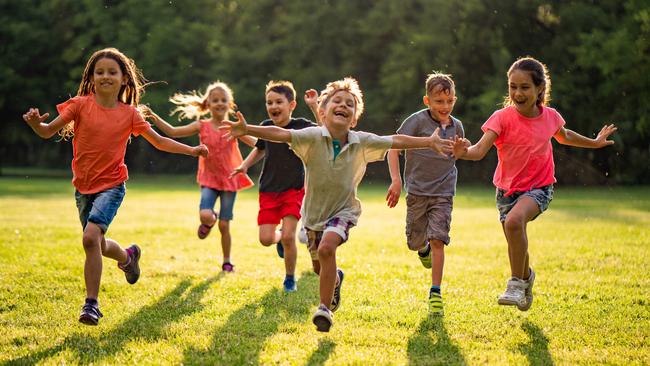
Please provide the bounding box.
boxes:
[1,174,648,365]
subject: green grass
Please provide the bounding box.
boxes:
[1,175,649,365]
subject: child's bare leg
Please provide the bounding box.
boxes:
[259,224,281,246]
[82,223,105,299]
[100,236,128,263]
[502,197,539,279]
[430,239,445,287]
[317,232,343,306]
[218,219,231,259]
[199,209,217,226]
[280,216,299,276]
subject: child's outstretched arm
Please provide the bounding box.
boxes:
[221,111,291,143]
[22,108,69,139]
[553,124,617,148]
[454,130,497,160]
[140,105,200,138]
[390,127,453,155]
[304,89,322,125]
[141,127,208,157]
[231,147,265,178]
[386,149,402,208]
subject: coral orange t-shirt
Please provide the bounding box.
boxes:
[57,95,151,194]
[481,105,566,196]
[197,120,253,191]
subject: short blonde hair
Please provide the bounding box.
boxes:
[425,72,455,96]
[318,77,364,121]
[170,81,235,120]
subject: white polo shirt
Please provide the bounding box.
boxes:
[289,126,393,231]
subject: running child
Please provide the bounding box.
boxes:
[231,80,320,292]
[221,77,454,332]
[22,47,208,325]
[386,72,466,315]
[453,56,617,311]
[141,81,256,273]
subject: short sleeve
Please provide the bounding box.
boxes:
[553,109,566,133]
[360,132,392,163]
[482,109,503,136]
[255,138,266,150]
[455,118,465,138]
[396,115,418,136]
[131,108,151,136]
[289,127,319,161]
[56,97,82,123]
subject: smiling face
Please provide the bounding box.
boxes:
[508,69,543,117]
[265,90,296,126]
[92,57,126,97]
[424,86,456,124]
[207,87,231,119]
[322,90,357,130]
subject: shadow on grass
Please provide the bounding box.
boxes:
[407,314,466,366]
[7,275,222,365]
[517,321,554,366]
[305,338,336,366]
[182,271,321,365]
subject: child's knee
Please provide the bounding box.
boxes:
[317,241,337,259]
[504,215,525,232]
[199,209,216,224]
[82,224,102,250]
[217,220,229,233]
[280,231,296,246]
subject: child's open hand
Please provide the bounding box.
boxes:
[594,124,617,147]
[386,181,401,208]
[429,127,454,156]
[23,108,49,127]
[138,105,155,119]
[193,144,209,157]
[220,111,248,140]
[452,136,470,159]
[304,89,318,106]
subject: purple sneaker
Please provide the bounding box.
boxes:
[118,245,141,284]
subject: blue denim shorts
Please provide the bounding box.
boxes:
[199,187,236,221]
[75,183,126,233]
[496,185,553,223]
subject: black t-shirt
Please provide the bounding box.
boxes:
[255,117,316,192]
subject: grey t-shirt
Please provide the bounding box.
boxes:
[397,109,464,196]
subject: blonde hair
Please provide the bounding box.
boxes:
[318,77,365,121]
[265,80,296,102]
[504,56,552,107]
[59,47,146,140]
[170,81,235,120]
[425,72,455,96]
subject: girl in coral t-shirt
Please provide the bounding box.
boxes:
[142,82,255,272]
[22,48,207,326]
[453,57,617,311]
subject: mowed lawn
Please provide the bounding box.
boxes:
[1,175,648,365]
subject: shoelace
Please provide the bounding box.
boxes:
[82,304,103,318]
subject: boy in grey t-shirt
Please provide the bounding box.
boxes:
[386,72,466,315]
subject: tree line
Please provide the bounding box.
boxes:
[2,0,648,184]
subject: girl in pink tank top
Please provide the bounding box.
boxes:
[453,57,617,311]
[142,82,255,272]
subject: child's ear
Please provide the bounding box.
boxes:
[423,95,430,107]
[289,100,297,111]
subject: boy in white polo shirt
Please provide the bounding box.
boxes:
[221,77,454,332]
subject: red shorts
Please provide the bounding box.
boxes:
[257,188,305,225]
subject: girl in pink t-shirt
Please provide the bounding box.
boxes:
[22,48,208,326]
[142,82,255,273]
[453,57,617,311]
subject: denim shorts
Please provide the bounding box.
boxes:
[75,183,126,233]
[496,185,554,223]
[199,187,236,221]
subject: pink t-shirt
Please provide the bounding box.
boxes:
[197,120,253,191]
[56,95,151,194]
[482,105,565,196]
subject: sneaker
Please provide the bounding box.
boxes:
[78,302,103,326]
[118,245,141,284]
[222,262,234,273]
[276,241,284,259]
[197,224,213,239]
[298,226,309,244]
[417,243,432,269]
[312,304,333,332]
[428,292,444,315]
[497,277,527,308]
[519,268,535,311]
[283,276,297,292]
[330,268,344,312]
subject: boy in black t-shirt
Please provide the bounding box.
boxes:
[232,80,320,292]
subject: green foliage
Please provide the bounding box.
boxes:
[2,0,647,182]
[0,176,649,364]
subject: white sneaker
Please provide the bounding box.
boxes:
[312,304,333,332]
[519,268,535,311]
[298,226,309,244]
[498,277,528,308]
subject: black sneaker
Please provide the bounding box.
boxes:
[118,245,141,284]
[330,268,344,312]
[79,302,103,326]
